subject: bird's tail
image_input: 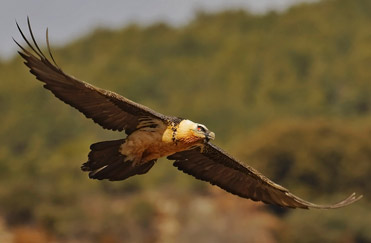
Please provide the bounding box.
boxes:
[81,139,155,181]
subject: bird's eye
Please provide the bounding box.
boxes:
[197,125,206,132]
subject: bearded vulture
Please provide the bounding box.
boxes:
[14,19,362,209]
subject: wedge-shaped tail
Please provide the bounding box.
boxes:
[82,139,155,181]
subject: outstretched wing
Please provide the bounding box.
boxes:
[168,143,362,209]
[14,18,169,134]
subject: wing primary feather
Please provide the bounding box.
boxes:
[27,17,46,60]
[13,38,29,54]
[46,28,59,68]
[16,20,41,59]
[293,192,363,209]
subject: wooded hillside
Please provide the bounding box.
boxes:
[0,0,370,242]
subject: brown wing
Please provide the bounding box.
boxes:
[14,18,169,134]
[168,143,362,209]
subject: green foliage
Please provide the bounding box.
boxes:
[236,120,371,198]
[234,120,371,242]
[281,202,371,243]
[0,0,370,241]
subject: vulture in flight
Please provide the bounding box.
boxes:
[14,19,362,209]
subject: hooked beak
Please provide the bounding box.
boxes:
[206,131,215,141]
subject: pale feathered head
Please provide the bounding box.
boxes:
[177,120,215,143]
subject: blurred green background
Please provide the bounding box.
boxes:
[1,0,370,242]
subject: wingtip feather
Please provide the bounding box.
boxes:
[304,192,363,209]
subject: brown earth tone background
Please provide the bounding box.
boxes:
[0,0,370,242]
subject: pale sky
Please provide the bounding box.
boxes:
[1,0,315,60]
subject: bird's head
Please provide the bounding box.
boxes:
[192,123,215,142]
[177,120,215,143]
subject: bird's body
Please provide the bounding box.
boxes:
[117,118,213,166]
[14,19,362,209]
[82,116,215,180]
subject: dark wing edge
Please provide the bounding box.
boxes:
[168,143,363,209]
[14,18,169,134]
